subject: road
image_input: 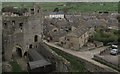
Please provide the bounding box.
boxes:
[43,40,119,72]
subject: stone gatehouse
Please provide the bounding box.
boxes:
[2,4,43,61]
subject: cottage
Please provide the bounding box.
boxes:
[59,26,95,50]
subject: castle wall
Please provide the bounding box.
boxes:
[2,9,43,61]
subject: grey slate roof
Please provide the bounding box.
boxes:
[28,49,45,61]
[49,12,64,15]
[67,26,90,37]
[50,29,67,38]
[28,60,51,70]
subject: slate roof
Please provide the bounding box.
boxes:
[50,29,67,38]
[28,49,45,61]
[49,12,64,15]
[28,48,51,70]
[28,60,51,70]
[56,20,70,29]
[107,18,118,26]
[67,26,90,37]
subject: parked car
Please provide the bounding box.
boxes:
[111,44,118,49]
[110,49,119,55]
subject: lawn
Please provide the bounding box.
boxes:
[2,2,118,13]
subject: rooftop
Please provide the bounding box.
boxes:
[28,60,51,70]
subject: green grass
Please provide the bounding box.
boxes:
[49,45,90,73]
[66,2,118,13]
[2,2,118,13]
[9,59,23,72]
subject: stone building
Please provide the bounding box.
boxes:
[2,4,43,61]
[59,26,95,50]
[45,12,65,19]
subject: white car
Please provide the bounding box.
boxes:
[110,49,119,55]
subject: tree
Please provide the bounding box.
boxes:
[118,1,120,13]
[53,8,59,12]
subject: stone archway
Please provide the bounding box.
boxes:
[12,45,23,58]
[16,47,22,57]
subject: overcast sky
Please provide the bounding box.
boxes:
[0,0,120,2]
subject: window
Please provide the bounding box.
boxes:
[67,38,70,41]
[12,20,15,23]
[31,9,34,11]
[29,44,32,49]
[54,29,57,32]
[4,23,7,27]
[69,28,71,31]
[19,23,23,29]
[37,10,39,13]
[50,23,54,25]
[19,23,23,27]
[31,9,34,14]
[61,42,63,44]
[34,35,38,42]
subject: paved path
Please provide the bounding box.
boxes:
[43,40,119,72]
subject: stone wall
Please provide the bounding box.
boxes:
[93,54,120,72]
[36,43,71,72]
[49,45,119,72]
[2,16,27,61]
[67,53,119,72]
